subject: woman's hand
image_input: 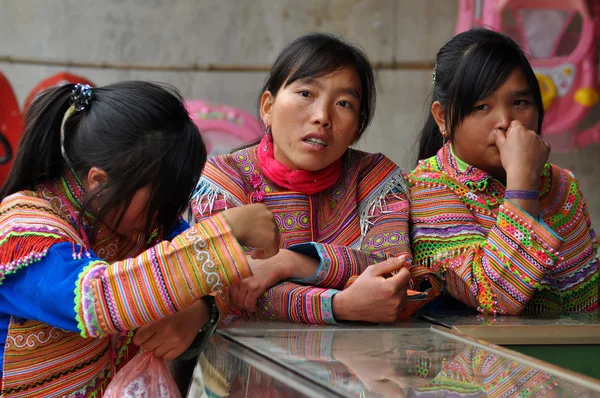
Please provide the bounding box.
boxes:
[222,204,280,259]
[133,299,210,361]
[229,256,283,312]
[495,120,550,217]
[495,120,550,189]
[332,256,411,323]
[229,249,319,312]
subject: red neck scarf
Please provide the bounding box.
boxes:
[256,134,342,195]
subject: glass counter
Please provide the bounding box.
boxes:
[189,317,600,397]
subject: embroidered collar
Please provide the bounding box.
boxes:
[449,144,469,172]
[436,142,492,192]
[58,168,88,212]
[44,168,95,246]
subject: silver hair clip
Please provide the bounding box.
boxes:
[432,63,437,89]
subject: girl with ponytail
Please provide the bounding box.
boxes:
[0,81,279,397]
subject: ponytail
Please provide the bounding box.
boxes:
[0,84,75,199]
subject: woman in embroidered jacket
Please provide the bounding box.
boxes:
[0,82,279,397]
[192,33,416,325]
[410,28,598,315]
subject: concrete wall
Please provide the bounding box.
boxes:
[1,0,598,227]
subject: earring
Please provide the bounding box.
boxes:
[264,125,272,152]
[441,130,448,145]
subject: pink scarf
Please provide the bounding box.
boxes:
[256,134,342,195]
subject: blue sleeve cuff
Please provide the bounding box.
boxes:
[286,242,331,285]
[320,289,340,324]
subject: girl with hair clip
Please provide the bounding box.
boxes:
[0,82,279,397]
[409,28,598,315]
[191,33,439,325]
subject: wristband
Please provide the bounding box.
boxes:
[504,190,538,200]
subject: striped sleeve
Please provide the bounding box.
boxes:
[258,282,340,324]
[411,184,563,315]
[75,213,251,337]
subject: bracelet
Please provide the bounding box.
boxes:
[504,190,538,200]
[199,296,219,334]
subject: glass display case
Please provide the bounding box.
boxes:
[187,315,600,397]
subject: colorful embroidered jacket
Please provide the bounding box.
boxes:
[191,145,410,324]
[0,172,251,397]
[409,143,598,315]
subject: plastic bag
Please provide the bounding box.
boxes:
[104,352,182,398]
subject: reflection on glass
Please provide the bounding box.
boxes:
[406,346,583,398]
[198,335,312,397]
[206,322,598,397]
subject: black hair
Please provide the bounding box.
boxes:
[417,28,544,163]
[260,32,376,141]
[1,81,206,236]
